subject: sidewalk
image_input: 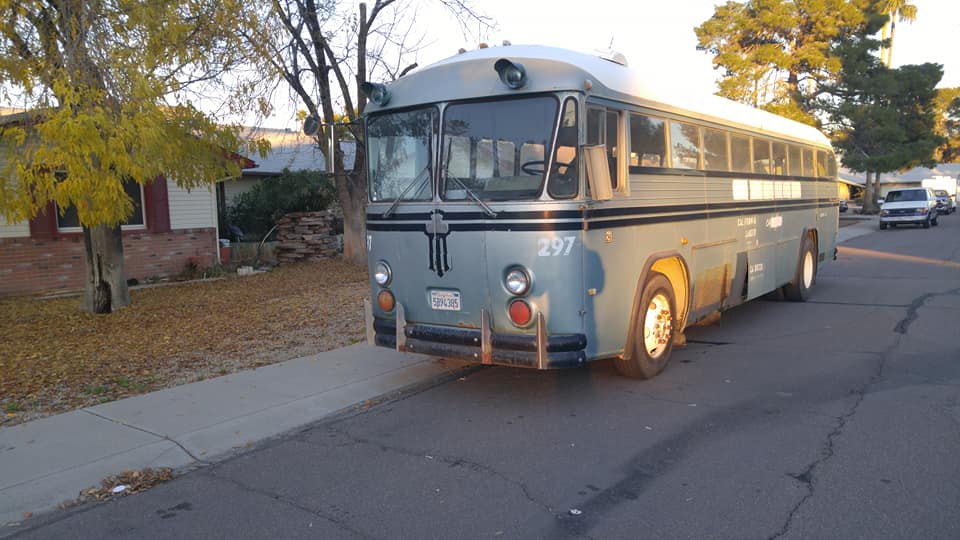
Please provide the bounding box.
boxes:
[0,345,472,527]
[837,214,877,243]
[0,219,880,528]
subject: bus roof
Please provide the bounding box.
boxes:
[365,45,831,149]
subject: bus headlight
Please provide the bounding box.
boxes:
[374,261,392,286]
[494,59,527,89]
[504,267,531,296]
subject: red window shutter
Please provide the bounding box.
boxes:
[28,202,58,239]
[145,175,171,233]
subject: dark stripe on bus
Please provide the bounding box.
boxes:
[367,201,835,232]
[367,199,838,223]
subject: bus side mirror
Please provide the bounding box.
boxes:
[584,145,613,201]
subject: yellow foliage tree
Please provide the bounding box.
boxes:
[0,1,268,313]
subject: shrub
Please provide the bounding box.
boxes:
[226,169,337,240]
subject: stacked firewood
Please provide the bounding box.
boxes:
[274,210,341,264]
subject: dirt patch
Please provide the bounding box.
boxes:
[0,259,369,427]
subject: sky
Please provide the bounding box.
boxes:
[261,0,960,130]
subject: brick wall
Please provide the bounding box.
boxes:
[0,228,217,296]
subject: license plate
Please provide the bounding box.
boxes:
[430,290,461,311]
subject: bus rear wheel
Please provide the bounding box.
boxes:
[784,235,816,302]
[616,272,676,379]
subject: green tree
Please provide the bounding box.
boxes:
[237,0,490,265]
[695,0,872,125]
[0,1,267,313]
[878,0,917,67]
[823,28,942,213]
[227,169,337,239]
[933,87,960,163]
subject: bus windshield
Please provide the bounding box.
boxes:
[368,107,437,202]
[441,96,559,201]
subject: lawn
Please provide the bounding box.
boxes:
[0,259,369,427]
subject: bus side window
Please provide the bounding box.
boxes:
[586,107,604,146]
[586,106,622,192]
[606,111,621,190]
[827,152,838,177]
[629,113,666,169]
[771,142,787,175]
[730,134,751,173]
[802,147,814,176]
[787,145,802,176]
[753,138,772,174]
[702,127,728,171]
[548,97,579,199]
[815,150,828,177]
[670,121,699,169]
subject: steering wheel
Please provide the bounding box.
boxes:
[520,160,546,175]
[521,159,573,176]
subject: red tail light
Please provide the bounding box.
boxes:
[508,299,532,326]
[377,290,396,312]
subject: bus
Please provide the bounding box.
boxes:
[360,45,839,379]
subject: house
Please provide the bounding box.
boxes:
[839,164,960,200]
[0,111,254,296]
[218,127,356,219]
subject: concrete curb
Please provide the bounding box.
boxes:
[0,345,472,527]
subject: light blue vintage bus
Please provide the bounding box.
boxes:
[361,45,838,378]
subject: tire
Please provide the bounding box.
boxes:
[784,235,816,302]
[616,272,676,379]
[932,213,939,226]
[879,222,887,230]
[922,216,931,229]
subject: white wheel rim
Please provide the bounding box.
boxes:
[643,292,672,359]
[802,251,814,289]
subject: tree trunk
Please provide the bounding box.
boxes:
[335,138,368,266]
[880,17,891,66]
[862,170,878,214]
[80,224,131,313]
[886,18,897,67]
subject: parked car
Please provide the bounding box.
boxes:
[839,200,848,212]
[933,189,956,214]
[879,187,939,229]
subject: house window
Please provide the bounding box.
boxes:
[57,179,146,231]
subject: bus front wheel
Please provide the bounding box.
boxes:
[784,235,816,302]
[616,272,676,379]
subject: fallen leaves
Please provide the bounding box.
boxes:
[65,468,174,507]
[0,259,369,427]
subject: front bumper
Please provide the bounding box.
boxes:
[880,215,929,224]
[365,301,587,369]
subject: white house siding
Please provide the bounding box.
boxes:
[223,177,259,205]
[166,179,217,230]
[0,216,29,238]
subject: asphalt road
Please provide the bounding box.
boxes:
[11,215,960,540]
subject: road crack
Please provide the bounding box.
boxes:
[82,409,211,466]
[317,425,558,517]
[770,288,958,539]
[207,471,378,539]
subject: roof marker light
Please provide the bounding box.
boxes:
[360,82,391,106]
[494,59,527,90]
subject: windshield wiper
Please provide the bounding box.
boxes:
[440,138,497,218]
[445,175,497,218]
[382,166,431,218]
